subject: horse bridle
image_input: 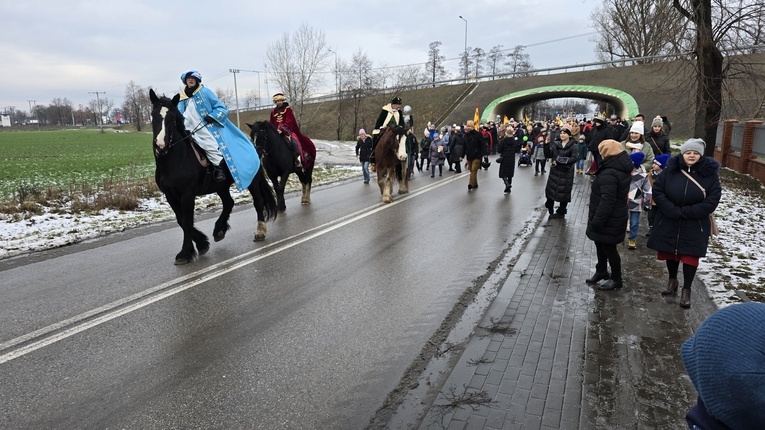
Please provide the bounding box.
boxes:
[154,108,208,167]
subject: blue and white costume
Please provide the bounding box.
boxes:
[177,70,259,191]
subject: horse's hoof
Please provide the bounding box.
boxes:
[197,243,210,255]
[398,189,409,195]
[213,231,226,242]
[174,257,192,265]
[382,195,393,203]
[301,198,311,205]
[253,221,267,242]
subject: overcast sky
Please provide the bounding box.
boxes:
[1,0,601,114]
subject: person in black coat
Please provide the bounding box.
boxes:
[355,129,373,184]
[449,126,465,173]
[496,128,521,194]
[647,138,721,308]
[544,126,578,217]
[464,120,488,190]
[586,117,610,174]
[585,139,633,290]
[645,116,671,157]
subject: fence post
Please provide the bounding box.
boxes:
[741,120,762,174]
[719,120,737,166]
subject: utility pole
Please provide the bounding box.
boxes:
[88,91,105,133]
[459,16,468,83]
[229,69,241,127]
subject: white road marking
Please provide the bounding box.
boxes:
[0,175,464,364]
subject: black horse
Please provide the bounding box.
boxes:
[247,121,315,211]
[149,89,277,265]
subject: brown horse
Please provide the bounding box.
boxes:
[375,126,410,203]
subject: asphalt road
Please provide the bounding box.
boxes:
[0,159,550,429]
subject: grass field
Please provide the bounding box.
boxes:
[0,129,155,202]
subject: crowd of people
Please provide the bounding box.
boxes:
[355,104,720,311]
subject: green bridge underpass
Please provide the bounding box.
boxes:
[481,85,640,123]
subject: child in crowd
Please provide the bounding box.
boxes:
[627,152,652,249]
[532,136,547,176]
[576,134,588,174]
[645,153,670,236]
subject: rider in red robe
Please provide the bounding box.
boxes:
[269,93,313,168]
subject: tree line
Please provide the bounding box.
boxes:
[7,0,764,152]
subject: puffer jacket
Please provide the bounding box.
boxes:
[544,139,578,202]
[647,155,721,257]
[586,151,633,244]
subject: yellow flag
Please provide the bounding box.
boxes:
[503,115,509,124]
[474,107,480,125]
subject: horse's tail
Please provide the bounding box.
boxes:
[256,168,278,222]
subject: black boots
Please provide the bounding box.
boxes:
[586,272,610,284]
[679,288,692,308]
[212,164,226,183]
[661,279,679,296]
[502,178,512,194]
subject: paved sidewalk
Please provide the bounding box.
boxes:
[419,175,718,429]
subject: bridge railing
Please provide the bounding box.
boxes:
[236,44,765,114]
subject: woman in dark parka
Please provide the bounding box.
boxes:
[586,139,633,290]
[496,127,521,194]
[544,126,578,217]
[647,138,721,308]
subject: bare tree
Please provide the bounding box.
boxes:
[123,81,149,131]
[505,45,534,76]
[591,0,688,63]
[345,49,375,136]
[265,24,328,122]
[425,41,449,86]
[671,0,765,155]
[242,90,260,109]
[214,88,235,108]
[486,45,505,79]
[471,47,485,80]
[49,98,74,125]
[459,48,474,82]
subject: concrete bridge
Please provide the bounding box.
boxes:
[437,53,765,139]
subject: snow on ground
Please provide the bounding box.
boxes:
[1,139,762,309]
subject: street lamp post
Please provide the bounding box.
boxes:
[459,15,468,83]
[229,68,241,127]
[328,49,341,140]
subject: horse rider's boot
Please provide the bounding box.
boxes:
[294,151,302,169]
[212,164,226,183]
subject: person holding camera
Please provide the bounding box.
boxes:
[544,125,578,218]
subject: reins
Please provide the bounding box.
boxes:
[155,110,208,168]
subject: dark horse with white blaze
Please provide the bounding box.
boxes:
[149,89,278,265]
[375,126,410,203]
[247,121,315,211]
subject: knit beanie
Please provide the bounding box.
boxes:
[680,138,706,154]
[629,121,644,135]
[651,116,663,127]
[359,129,366,135]
[653,153,670,169]
[681,302,765,429]
[629,151,645,168]
[598,139,623,158]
